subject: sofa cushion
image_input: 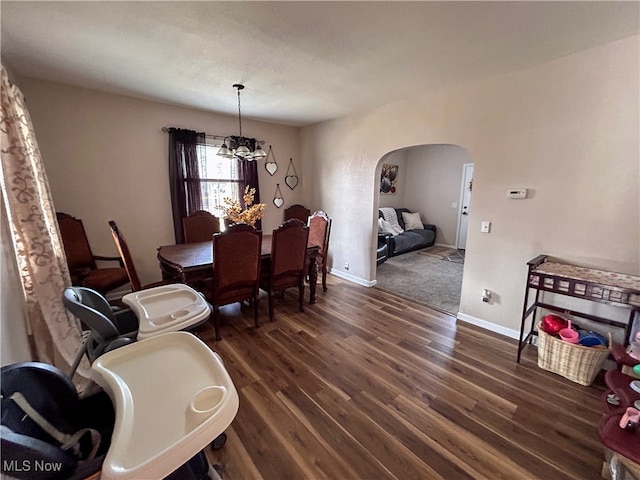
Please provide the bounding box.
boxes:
[410,228,436,245]
[402,211,423,230]
[393,208,413,230]
[390,231,422,252]
[387,228,436,256]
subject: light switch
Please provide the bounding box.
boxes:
[507,188,528,199]
[481,221,491,233]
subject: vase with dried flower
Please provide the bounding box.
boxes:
[223,186,266,227]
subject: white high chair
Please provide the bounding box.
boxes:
[62,285,238,479]
[91,331,239,480]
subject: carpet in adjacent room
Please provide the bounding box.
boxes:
[418,245,465,264]
[375,250,463,315]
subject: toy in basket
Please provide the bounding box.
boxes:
[537,321,611,386]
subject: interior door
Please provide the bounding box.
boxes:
[456,163,474,250]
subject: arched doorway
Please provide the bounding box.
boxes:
[374,144,473,315]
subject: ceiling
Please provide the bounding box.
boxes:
[1,1,638,127]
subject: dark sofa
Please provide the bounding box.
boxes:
[378,208,436,259]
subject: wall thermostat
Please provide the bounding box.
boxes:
[507,188,528,199]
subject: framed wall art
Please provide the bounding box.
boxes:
[380,164,398,195]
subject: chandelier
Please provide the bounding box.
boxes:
[217,84,267,160]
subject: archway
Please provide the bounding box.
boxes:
[373,144,474,315]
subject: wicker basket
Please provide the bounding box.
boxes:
[537,323,611,386]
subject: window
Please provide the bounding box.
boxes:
[191,144,242,218]
[168,127,261,243]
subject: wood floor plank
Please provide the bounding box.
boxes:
[277,384,395,480]
[312,386,442,479]
[351,390,475,480]
[399,335,602,424]
[202,275,608,479]
[389,393,541,480]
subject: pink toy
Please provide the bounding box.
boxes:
[619,407,640,430]
[559,321,579,344]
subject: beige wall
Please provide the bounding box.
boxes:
[302,35,640,336]
[19,79,303,286]
[404,144,472,246]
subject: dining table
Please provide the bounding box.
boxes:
[156,235,321,304]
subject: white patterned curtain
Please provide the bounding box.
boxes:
[0,65,87,379]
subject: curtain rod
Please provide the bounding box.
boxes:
[161,127,265,145]
[161,127,226,141]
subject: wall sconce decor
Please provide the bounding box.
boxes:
[273,183,284,208]
[264,145,277,176]
[285,158,299,190]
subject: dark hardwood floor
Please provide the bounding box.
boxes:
[194,275,606,479]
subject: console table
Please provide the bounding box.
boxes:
[516,255,640,363]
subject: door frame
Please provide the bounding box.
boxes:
[455,163,474,250]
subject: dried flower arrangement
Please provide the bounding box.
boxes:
[223,185,266,227]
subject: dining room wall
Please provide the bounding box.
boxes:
[301,35,639,336]
[17,78,303,286]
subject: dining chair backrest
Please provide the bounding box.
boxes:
[183,210,222,243]
[260,219,309,322]
[212,223,262,303]
[57,212,129,294]
[284,204,311,224]
[270,219,309,282]
[57,212,97,271]
[108,220,142,292]
[308,210,331,256]
[205,222,262,339]
[308,210,332,292]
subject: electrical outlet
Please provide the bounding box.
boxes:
[482,289,491,303]
[481,221,491,233]
[344,263,349,270]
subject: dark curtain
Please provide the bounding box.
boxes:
[168,128,206,243]
[238,148,262,231]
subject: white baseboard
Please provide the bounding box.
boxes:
[456,312,521,340]
[329,268,376,287]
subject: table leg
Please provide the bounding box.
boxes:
[308,256,318,304]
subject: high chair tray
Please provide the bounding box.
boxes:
[91,331,239,480]
[122,284,210,339]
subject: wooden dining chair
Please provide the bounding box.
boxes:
[308,210,332,292]
[108,220,172,292]
[203,223,262,340]
[284,204,311,224]
[183,210,222,243]
[56,212,130,295]
[260,219,309,323]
